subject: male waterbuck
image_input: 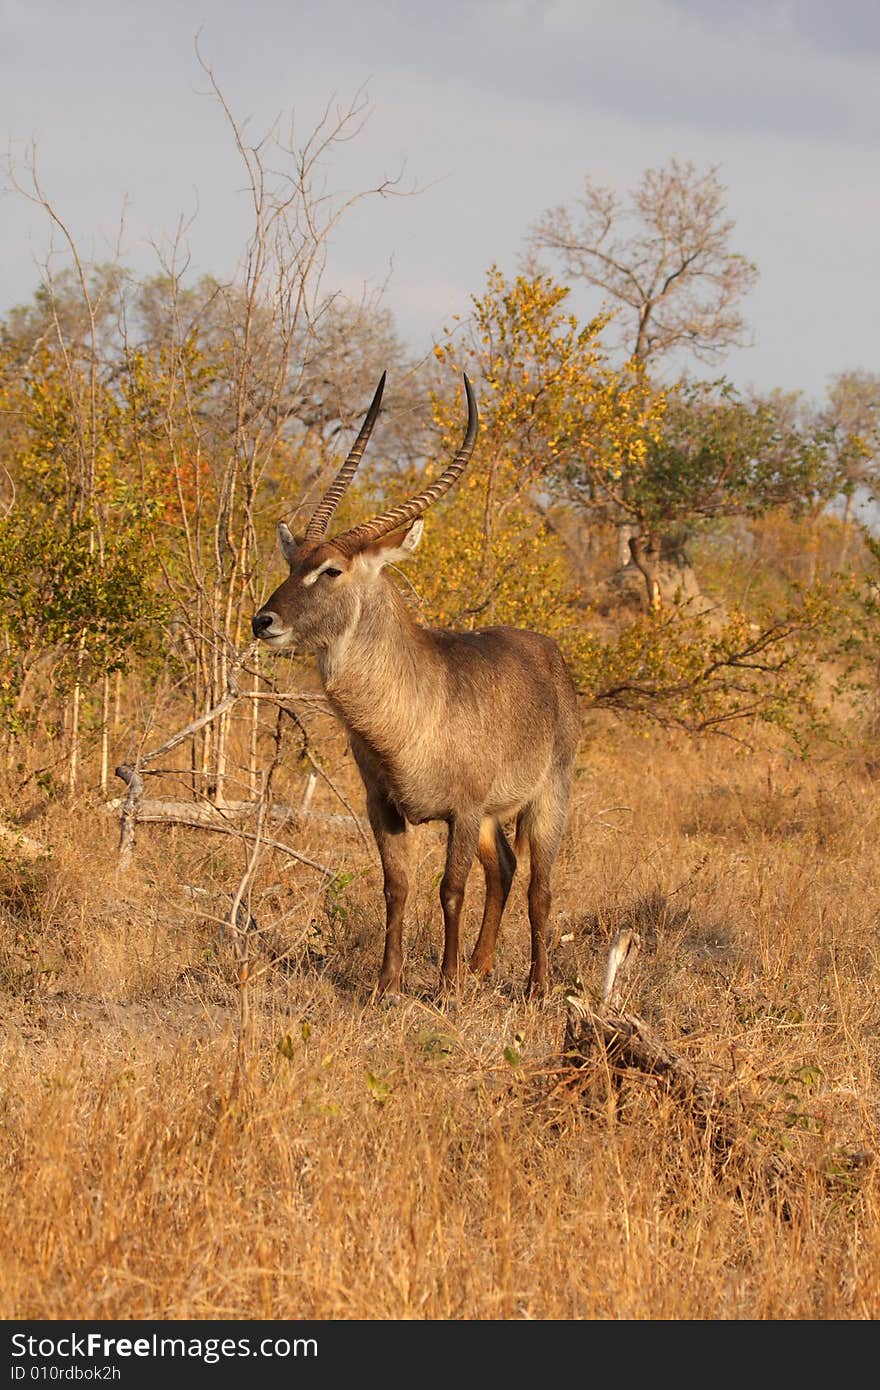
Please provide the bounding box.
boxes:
[252,374,579,997]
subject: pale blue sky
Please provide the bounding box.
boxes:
[2,0,878,399]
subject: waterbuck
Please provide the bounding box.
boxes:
[252,374,579,997]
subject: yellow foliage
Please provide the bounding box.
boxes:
[432,267,664,500]
[404,269,666,678]
[405,270,840,743]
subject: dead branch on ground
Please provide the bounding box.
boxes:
[553,931,871,1197]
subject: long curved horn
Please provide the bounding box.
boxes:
[333,375,478,555]
[304,372,386,541]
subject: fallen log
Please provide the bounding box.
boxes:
[103,796,367,832]
[106,792,333,875]
[557,932,873,1197]
[561,930,788,1187]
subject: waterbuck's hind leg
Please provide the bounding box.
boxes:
[470,817,517,978]
[439,814,482,989]
[518,782,570,999]
[365,788,410,995]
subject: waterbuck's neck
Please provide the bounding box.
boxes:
[317,576,439,754]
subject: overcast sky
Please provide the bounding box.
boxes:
[2,0,878,400]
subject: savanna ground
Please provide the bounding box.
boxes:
[2,706,879,1323]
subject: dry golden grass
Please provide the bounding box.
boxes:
[2,721,880,1319]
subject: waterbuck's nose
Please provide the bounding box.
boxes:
[251,611,276,638]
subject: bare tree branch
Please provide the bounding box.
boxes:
[531,160,758,367]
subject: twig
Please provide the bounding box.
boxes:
[229,771,269,1102]
[113,641,289,869]
[138,641,259,769]
[280,704,374,856]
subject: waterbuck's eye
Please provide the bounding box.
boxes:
[322,566,342,579]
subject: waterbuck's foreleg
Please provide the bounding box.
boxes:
[470,817,517,978]
[439,814,481,988]
[365,789,410,995]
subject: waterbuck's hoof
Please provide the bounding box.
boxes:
[525,976,548,1002]
[435,971,463,1008]
[468,953,494,978]
[375,971,403,999]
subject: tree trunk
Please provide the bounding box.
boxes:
[249,650,260,799]
[99,672,110,795]
[67,680,81,794]
[628,533,663,612]
[839,491,854,569]
[616,520,639,569]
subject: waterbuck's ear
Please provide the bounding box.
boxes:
[278,521,299,565]
[359,518,424,571]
